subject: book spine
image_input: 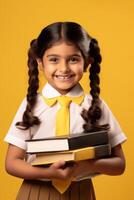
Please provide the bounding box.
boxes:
[75,144,111,161]
[95,144,111,158]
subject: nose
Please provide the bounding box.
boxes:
[59,60,70,72]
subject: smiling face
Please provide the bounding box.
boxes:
[38,41,84,94]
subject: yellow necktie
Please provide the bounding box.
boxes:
[56,96,71,136]
[42,95,84,193]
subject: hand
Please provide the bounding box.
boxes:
[48,160,75,180]
[73,159,96,178]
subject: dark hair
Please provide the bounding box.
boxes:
[16,21,109,131]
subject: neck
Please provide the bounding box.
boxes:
[50,85,77,95]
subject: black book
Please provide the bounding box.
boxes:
[26,130,109,154]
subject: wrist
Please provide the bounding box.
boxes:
[32,166,52,179]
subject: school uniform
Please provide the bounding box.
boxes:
[4,83,127,200]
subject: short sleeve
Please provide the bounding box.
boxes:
[4,98,31,150]
[100,100,127,147]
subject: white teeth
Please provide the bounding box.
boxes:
[54,75,73,80]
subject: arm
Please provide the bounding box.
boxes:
[5,144,74,180]
[92,144,126,175]
[73,144,126,177]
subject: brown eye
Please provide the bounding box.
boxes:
[49,57,58,63]
[69,57,80,63]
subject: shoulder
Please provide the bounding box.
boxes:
[99,98,116,119]
[82,93,92,109]
[98,99,127,147]
[82,94,112,111]
[82,94,113,115]
[33,93,49,114]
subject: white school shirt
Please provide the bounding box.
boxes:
[4,83,127,163]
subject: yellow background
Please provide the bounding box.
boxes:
[0,0,133,199]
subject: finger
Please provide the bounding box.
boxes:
[52,160,66,169]
[60,167,74,179]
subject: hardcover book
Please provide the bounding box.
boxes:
[31,144,111,166]
[26,130,109,153]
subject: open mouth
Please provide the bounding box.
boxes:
[54,74,75,80]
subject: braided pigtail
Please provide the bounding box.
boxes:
[16,39,40,129]
[82,38,109,132]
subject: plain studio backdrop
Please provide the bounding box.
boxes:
[0,0,133,199]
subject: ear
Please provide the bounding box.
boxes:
[36,58,44,71]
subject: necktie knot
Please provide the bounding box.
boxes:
[57,96,71,107]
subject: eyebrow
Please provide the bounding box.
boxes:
[46,54,82,58]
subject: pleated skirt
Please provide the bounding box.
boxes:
[16,179,96,200]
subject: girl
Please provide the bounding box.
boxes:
[4,22,127,200]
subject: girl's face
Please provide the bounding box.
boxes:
[38,41,84,95]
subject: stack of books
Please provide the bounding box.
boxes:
[26,130,111,166]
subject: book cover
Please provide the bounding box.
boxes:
[26,130,109,154]
[31,144,111,166]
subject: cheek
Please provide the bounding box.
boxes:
[43,65,55,76]
[73,65,84,76]
[78,69,84,78]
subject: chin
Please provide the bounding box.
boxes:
[56,86,74,94]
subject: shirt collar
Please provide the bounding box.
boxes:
[42,83,84,98]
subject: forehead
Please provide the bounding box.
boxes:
[44,41,82,56]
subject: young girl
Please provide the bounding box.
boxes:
[4,22,127,200]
